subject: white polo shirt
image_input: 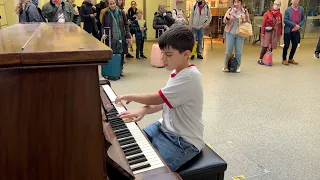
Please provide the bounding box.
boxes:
[158,64,204,151]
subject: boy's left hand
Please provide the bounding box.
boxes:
[118,108,147,122]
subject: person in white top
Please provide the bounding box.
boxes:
[115,25,204,171]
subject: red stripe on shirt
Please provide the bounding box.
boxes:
[158,90,173,108]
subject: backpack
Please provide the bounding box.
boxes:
[228,55,238,73]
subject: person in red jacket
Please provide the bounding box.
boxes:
[258,0,283,65]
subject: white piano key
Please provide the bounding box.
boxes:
[102,85,117,102]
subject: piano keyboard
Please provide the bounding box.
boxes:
[101,85,165,175]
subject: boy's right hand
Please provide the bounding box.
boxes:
[118,107,147,122]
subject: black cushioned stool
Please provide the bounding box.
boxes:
[176,144,227,180]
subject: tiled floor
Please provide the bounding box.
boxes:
[107,38,320,180]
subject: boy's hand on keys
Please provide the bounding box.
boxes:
[118,108,147,122]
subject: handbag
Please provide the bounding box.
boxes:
[237,21,253,37]
[262,44,273,66]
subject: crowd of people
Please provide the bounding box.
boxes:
[15,0,320,75]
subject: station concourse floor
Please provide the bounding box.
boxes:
[107,38,320,180]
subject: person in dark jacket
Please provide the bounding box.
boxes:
[153,3,175,38]
[42,0,78,23]
[66,0,81,26]
[315,38,320,59]
[95,0,107,36]
[116,0,134,58]
[127,1,137,22]
[16,0,45,22]
[80,0,99,40]
[102,0,131,76]
[132,9,147,59]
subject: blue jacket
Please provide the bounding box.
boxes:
[132,19,147,40]
[284,6,305,33]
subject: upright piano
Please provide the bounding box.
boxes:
[0,23,180,180]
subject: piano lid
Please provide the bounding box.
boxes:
[0,23,112,69]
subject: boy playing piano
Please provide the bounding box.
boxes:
[115,25,204,171]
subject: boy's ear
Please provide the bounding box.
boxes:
[184,50,191,58]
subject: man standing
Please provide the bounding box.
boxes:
[42,0,77,23]
[189,0,212,60]
[80,0,100,40]
[282,0,305,65]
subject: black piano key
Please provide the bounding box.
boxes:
[119,137,135,144]
[127,154,146,162]
[123,145,140,154]
[119,138,136,146]
[107,111,118,116]
[108,117,122,121]
[114,129,130,136]
[128,157,148,166]
[122,143,139,151]
[125,149,142,157]
[110,123,126,129]
[131,164,151,172]
[110,121,125,126]
[112,125,128,131]
[116,133,132,139]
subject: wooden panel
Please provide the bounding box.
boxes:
[0,66,105,180]
[0,23,40,67]
[22,23,112,66]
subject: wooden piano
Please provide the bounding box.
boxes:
[0,23,180,180]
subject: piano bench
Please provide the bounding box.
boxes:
[176,144,227,180]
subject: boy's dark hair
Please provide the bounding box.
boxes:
[158,25,194,53]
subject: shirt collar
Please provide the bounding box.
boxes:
[170,64,195,78]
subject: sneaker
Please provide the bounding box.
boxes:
[288,59,298,65]
[314,53,319,59]
[191,55,195,60]
[236,67,241,73]
[282,60,289,65]
[222,68,229,72]
[140,55,147,59]
[197,55,203,59]
[126,53,134,58]
[258,59,264,65]
[136,56,141,59]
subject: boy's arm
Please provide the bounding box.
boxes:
[116,92,164,105]
[118,105,163,122]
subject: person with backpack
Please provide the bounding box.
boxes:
[258,0,283,65]
[189,0,212,60]
[16,0,45,23]
[222,0,249,73]
[153,3,175,38]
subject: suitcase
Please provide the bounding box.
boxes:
[101,27,122,80]
[151,29,165,68]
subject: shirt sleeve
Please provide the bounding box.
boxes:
[158,76,193,108]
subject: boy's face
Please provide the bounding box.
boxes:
[161,46,189,71]
[137,12,142,19]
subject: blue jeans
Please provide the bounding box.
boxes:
[192,28,204,56]
[143,121,199,171]
[224,32,244,67]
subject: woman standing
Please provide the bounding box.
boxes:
[153,3,175,38]
[16,0,45,22]
[102,0,131,76]
[258,0,282,65]
[222,0,249,73]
